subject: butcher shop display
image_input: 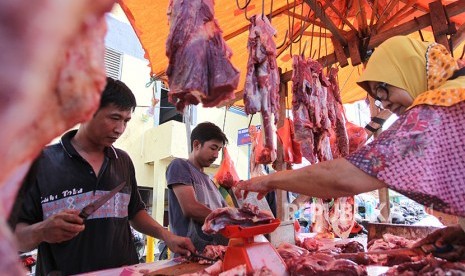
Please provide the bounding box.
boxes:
[243,15,280,164]
[166,0,240,111]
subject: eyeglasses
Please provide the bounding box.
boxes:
[373,82,389,109]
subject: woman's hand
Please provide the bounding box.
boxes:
[236,174,274,200]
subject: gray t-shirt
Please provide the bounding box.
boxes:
[166,158,228,250]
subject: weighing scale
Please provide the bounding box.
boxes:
[220,218,289,276]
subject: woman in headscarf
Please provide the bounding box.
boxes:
[237,36,465,259]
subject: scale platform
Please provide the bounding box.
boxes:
[220,218,289,276]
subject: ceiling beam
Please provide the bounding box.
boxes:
[451,24,465,51]
[223,0,465,106]
[304,0,348,46]
[223,0,302,41]
[377,0,416,33]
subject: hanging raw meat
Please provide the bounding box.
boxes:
[291,56,332,164]
[292,57,355,238]
[327,67,349,158]
[243,15,280,164]
[166,0,240,111]
[276,118,302,164]
[291,55,315,163]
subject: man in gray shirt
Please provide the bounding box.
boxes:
[166,122,229,252]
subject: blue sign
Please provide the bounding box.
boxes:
[237,125,261,146]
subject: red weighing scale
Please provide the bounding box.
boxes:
[220,218,289,276]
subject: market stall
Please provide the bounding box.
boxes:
[110,0,465,275]
[3,0,465,275]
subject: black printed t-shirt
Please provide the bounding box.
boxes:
[17,130,145,276]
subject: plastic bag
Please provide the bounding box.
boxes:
[250,125,274,164]
[346,121,368,154]
[214,146,240,189]
[276,118,302,164]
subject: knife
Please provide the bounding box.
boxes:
[79,182,126,219]
[336,244,454,258]
[190,252,218,262]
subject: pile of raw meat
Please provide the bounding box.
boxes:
[202,203,275,234]
[0,0,115,274]
[367,233,419,266]
[166,0,240,111]
[276,242,367,275]
[383,256,465,275]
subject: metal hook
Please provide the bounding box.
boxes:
[291,2,306,44]
[236,0,252,21]
[244,7,252,21]
[276,30,289,49]
[261,0,265,20]
[301,40,308,57]
[236,0,252,10]
[317,1,325,60]
[268,0,274,23]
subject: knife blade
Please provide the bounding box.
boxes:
[79,181,126,219]
[336,247,421,259]
[336,244,454,258]
[190,252,218,262]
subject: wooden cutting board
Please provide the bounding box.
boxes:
[144,261,209,276]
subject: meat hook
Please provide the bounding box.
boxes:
[276,30,289,49]
[236,0,252,21]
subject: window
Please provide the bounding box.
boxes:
[104,47,123,80]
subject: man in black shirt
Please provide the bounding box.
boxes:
[13,78,195,275]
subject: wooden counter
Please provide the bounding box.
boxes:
[76,259,209,276]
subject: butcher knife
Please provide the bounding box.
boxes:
[79,181,126,219]
[190,252,218,262]
[336,243,454,258]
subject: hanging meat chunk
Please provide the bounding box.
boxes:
[243,15,280,164]
[291,56,332,164]
[291,55,316,163]
[292,58,356,238]
[166,0,240,111]
[327,67,349,158]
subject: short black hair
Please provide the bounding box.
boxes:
[100,77,137,112]
[190,122,228,151]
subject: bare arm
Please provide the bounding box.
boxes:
[130,210,195,256]
[238,158,386,199]
[14,209,85,252]
[172,184,213,223]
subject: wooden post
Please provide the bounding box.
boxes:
[275,69,289,221]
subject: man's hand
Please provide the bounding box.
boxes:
[164,233,196,257]
[413,224,465,261]
[40,209,85,243]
